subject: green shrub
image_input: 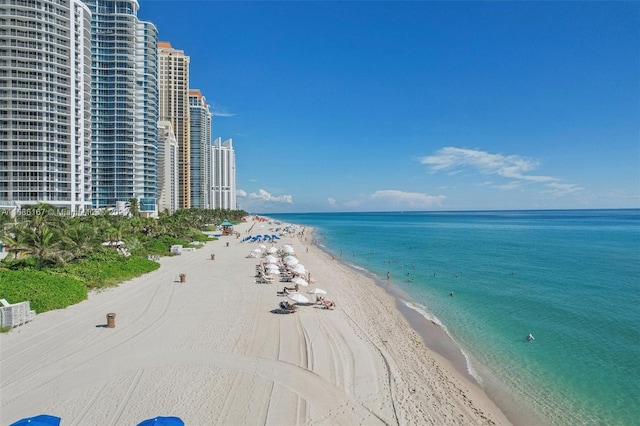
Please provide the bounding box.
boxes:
[0,269,87,313]
[54,249,160,289]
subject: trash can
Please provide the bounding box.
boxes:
[226,242,229,247]
[106,313,116,328]
[179,273,186,283]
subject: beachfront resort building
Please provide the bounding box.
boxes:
[0,0,93,214]
[157,121,179,214]
[158,41,191,209]
[82,0,159,215]
[189,90,212,209]
[211,138,237,210]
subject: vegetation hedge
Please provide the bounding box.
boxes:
[0,269,87,313]
[52,249,160,289]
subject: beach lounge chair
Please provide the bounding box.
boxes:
[256,272,274,284]
[0,299,36,328]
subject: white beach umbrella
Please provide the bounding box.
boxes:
[265,255,278,264]
[292,264,307,275]
[259,244,267,249]
[267,246,278,254]
[284,257,299,266]
[287,293,309,304]
[307,288,327,295]
[282,245,295,253]
[291,277,309,287]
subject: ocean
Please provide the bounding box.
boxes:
[266,210,640,426]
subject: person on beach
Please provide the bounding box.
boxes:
[387,271,390,280]
[319,296,336,309]
[527,333,535,341]
[279,300,297,312]
[283,284,299,293]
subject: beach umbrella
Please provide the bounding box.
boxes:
[265,255,278,264]
[282,245,295,253]
[307,288,327,295]
[291,277,309,286]
[10,415,61,426]
[267,246,278,254]
[284,256,299,266]
[267,265,280,274]
[259,244,267,249]
[292,264,307,275]
[287,293,310,304]
[137,417,184,426]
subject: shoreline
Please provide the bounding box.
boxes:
[1,217,512,425]
[307,228,517,425]
[307,219,557,426]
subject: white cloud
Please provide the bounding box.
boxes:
[327,197,336,206]
[236,189,247,197]
[246,188,293,204]
[419,147,581,196]
[542,182,583,197]
[210,102,235,117]
[420,147,555,182]
[370,190,446,208]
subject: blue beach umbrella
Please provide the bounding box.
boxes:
[137,416,184,426]
[10,415,61,426]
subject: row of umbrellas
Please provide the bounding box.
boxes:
[10,415,183,426]
[287,287,327,304]
[248,243,295,259]
[241,234,281,243]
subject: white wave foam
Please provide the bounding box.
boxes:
[401,300,482,384]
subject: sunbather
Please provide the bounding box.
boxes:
[282,284,299,293]
[279,300,297,312]
[319,296,336,310]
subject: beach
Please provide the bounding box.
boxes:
[0,218,510,425]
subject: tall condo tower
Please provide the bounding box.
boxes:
[189,90,211,209]
[0,0,93,213]
[158,42,190,209]
[83,0,158,214]
[157,121,178,214]
[211,138,236,210]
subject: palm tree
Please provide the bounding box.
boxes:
[127,198,140,217]
[62,223,98,260]
[4,222,66,268]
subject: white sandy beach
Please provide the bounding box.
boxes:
[0,218,511,425]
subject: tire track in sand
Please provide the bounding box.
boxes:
[1,282,177,409]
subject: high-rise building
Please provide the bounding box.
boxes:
[157,121,179,214]
[83,0,158,214]
[189,90,211,209]
[158,42,190,209]
[0,0,93,213]
[211,138,236,210]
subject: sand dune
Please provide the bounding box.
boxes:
[0,218,510,425]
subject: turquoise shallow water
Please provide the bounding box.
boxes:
[266,210,640,426]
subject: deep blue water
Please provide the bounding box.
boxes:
[266,210,640,426]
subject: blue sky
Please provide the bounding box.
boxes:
[138,1,639,213]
